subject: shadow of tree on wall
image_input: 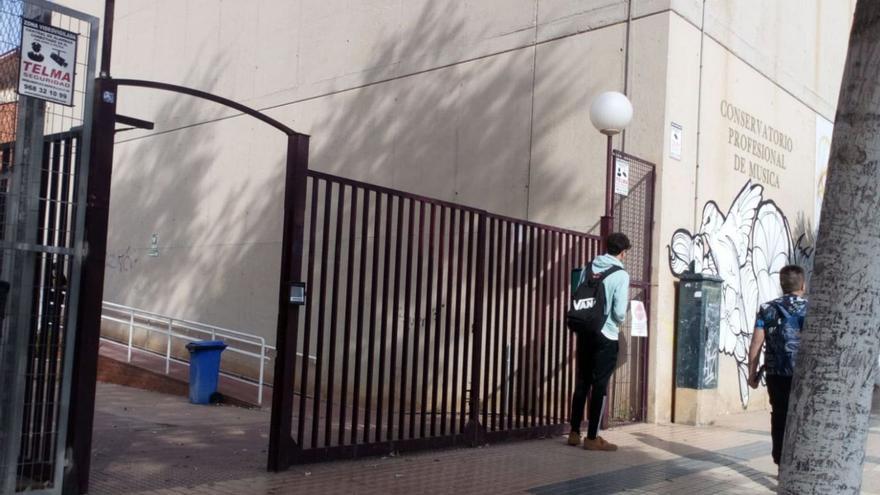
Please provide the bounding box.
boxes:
[97,1,625,487]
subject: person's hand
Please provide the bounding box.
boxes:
[748,372,759,389]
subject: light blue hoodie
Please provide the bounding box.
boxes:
[578,253,630,341]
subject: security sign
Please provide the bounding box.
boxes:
[18,19,78,106]
[614,157,629,196]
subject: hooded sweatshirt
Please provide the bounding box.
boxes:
[578,253,630,341]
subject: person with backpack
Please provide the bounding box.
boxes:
[566,232,631,451]
[747,265,808,466]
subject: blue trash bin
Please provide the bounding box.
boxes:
[185,340,227,404]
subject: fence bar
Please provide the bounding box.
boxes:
[419,203,435,439]
[376,193,393,441]
[351,188,370,445]
[311,180,332,449]
[409,201,424,439]
[502,222,513,430]
[430,207,445,437]
[450,209,465,435]
[324,182,344,446]
[490,219,503,431]
[398,199,414,440]
[466,213,486,444]
[387,195,404,440]
[440,208,455,436]
[298,178,319,445]
[460,211,474,434]
[338,187,357,445]
[363,192,382,443]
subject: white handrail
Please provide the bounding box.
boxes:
[100,301,272,405]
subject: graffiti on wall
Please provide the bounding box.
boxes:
[668,181,814,407]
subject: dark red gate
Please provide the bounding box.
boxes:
[285,162,654,463]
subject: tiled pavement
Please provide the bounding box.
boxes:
[88,382,880,494]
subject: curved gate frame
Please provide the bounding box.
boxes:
[65,76,310,493]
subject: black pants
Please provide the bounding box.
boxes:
[766,374,793,464]
[570,331,618,439]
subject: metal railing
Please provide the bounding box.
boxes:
[99,301,274,405]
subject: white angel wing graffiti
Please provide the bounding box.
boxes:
[752,202,793,304]
[719,182,764,267]
[669,230,695,276]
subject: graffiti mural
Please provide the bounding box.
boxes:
[668,181,814,408]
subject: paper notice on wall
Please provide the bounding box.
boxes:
[615,158,629,196]
[630,300,648,337]
[670,122,683,160]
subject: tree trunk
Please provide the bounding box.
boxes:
[779,2,880,493]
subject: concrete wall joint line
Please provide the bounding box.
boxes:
[115,11,679,145]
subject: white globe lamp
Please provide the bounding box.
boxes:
[590,91,633,136]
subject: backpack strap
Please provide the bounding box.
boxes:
[772,301,791,319]
[595,265,623,281]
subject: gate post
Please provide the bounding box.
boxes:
[465,214,487,446]
[268,134,310,471]
[65,76,117,495]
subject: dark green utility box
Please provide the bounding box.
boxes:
[674,272,723,390]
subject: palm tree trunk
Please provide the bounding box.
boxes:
[779,2,880,493]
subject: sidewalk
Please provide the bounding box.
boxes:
[88,382,880,494]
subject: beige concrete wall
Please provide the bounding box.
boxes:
[74,0,854,421]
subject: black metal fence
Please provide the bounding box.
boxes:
[286,168,657,462]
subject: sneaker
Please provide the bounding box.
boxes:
[567,431,581,446]
[583,436,618,451]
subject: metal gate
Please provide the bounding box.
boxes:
[608,150,656,425]
[286,161,654,463]
[0,1,97,493]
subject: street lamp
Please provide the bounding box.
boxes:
[589,91,633,246]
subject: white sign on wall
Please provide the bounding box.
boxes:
[670,122,683,160]
[17,19,78,106]
[614,158,629,196]
[630,300,648,337]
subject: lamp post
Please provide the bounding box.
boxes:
[589,91,633,249]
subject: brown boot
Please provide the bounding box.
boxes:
[567,431,581,446]
[583,436,618,451]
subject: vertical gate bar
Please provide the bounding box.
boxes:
[409,201,424,438]
[311,180,332,449]
[363,193,383,443]
[553,231,562,423]
[535,229,547,426]
[66,75,112,495]
[351,189,370,445]
[430,206,446,437]
[466,212,486,445]
[419,203,435,438]
[298,178,318,446]
[440,208,456,436]
[522,226,531,427]
[490,219,503,431]
[338,187,357,445]
[562,233,570,422]
[528,225,537,427]
[481,217,494,429]
[376,193,393,441]
[450,209,465,435]
[460,211,474,434]
[514,224,524,429]
[642,167,656,422]
[388,195,404,440]
[398,199,414,440]
[268,133,310,471]
[324,182,344,447]
[550,230,559,424]
[502,222,513,430]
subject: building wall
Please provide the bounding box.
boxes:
[85,1,854,422]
